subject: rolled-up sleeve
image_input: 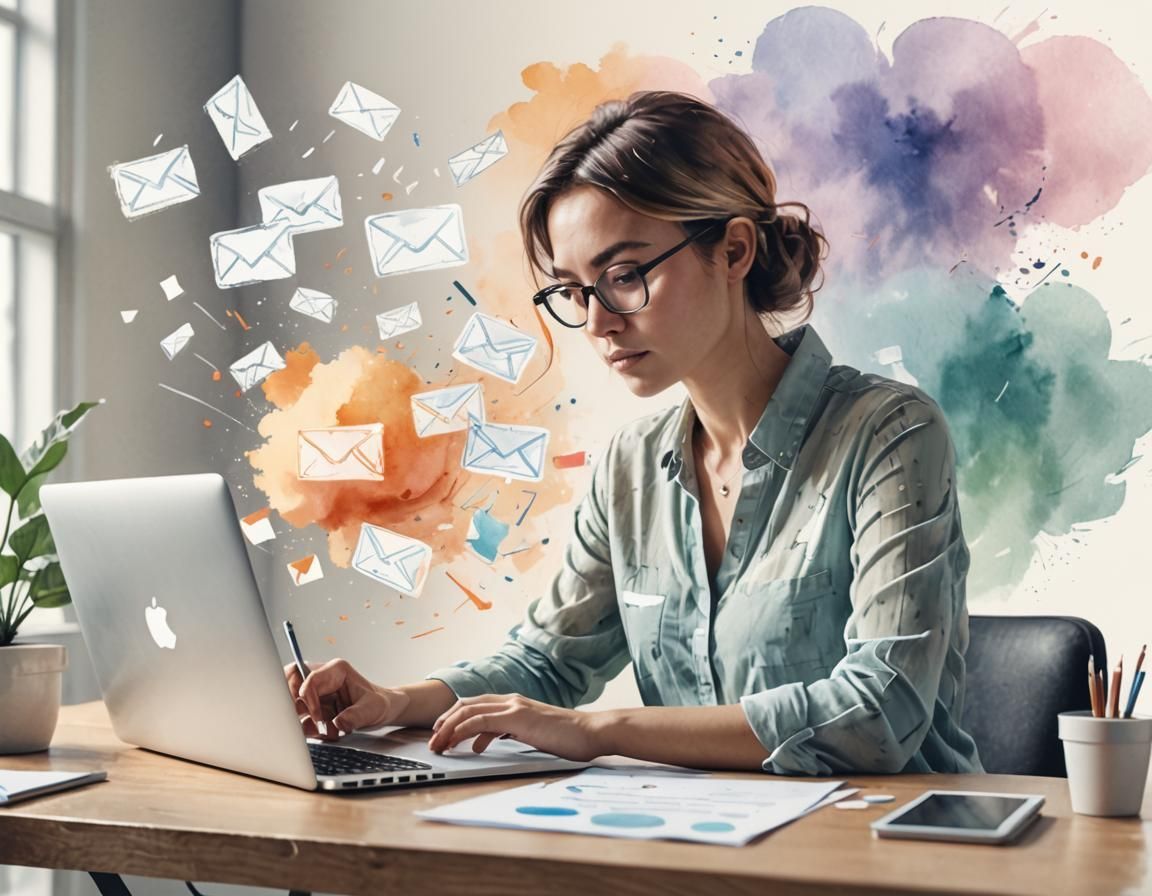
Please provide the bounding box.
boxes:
[740,392,972,774]
[425,435,631,707]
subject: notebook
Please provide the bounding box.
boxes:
[0,769,107,806]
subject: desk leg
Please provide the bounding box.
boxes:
[88,873,133,896]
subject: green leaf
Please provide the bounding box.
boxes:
[25,440,67,482]
[20,400,101,470]
[16,472,49,518]
[29,561,70,608]
[0,433,24,498]
[0,554,17,588]
[9,514,54,563]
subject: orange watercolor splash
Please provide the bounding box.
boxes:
[553,451,586,469]
[212,370,222,382]
[445,571,493,611]
[202,419,213,428]
[1093,256,1103,270]
[262,343,320,408]
[335,247,348,261]
[381,192,393,200]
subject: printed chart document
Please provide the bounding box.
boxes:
[0,769,107,806]
[417,767,847,846]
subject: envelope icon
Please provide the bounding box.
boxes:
[160,323,193,360]
[364,205,468,278]
[451,312,538,384]
[229,341,286,392]
[204,75,271,160]
[352,524,432,596]
[109,145,200,220]
[297,423,385,481]
[461,420,550,482]
[377,301,422,339]
[411,383,485,437]
[449,131,508,186]
[239,507,275,545]
[210,222,296,289]
[329,81,400,141]
[258,176,343,234]
[287,554,324,587]
[290,287,337,323]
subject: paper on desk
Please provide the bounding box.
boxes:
[416,767,846,846]
[0,769,107,806]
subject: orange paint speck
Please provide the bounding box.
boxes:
[231,310,251,331]
[324,262,333,269]
[445,571,492,611]
[1093,256,1103,270]
[344,266,353,275]
[382,192,393,200]
[395,342,404,350]
[338,614,349,622]
[553,451,586,469]
[335,247,348,261]
[394,620,405,626]
[411,626,444,639]
[341,324,349,332]
[212,370,222,382]
[445,308,453,315]
[1081,251,1090,259]
[202,419,213,428]
[234,389,242,398]
[325,635,336,645]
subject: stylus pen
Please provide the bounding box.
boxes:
[283,619,329,736]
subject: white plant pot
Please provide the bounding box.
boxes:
[0,643,67,753]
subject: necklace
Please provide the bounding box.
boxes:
[695,425,743,498]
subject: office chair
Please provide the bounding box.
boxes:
[961,615,1106,777]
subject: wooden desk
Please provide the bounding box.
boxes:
[0,702,1149,896]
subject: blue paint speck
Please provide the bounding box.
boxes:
[412,132,420,146]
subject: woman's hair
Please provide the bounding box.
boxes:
[519,91,828,322]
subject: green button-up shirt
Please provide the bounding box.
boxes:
[427,325,984,775]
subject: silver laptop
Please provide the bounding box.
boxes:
[41,473,590,791]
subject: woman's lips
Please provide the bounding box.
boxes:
[610,351,649,371]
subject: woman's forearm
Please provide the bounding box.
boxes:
[591,703,770,771]
[385,679,459,728]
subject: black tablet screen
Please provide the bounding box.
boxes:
[890,794,1029,830]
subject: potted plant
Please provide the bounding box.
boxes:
[0,401,99,753]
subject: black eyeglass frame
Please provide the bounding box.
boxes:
[531,218,729,329]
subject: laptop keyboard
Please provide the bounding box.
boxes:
[308,742,434,777]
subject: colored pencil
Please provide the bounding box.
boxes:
[1124,670,1146,720]
[1109,659,1123,718]
[1089,657,1102,717]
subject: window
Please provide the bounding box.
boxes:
[0,0,58,456]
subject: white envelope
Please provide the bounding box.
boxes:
[239,508,276,544]
[204,74,272,160]
[109,145,200,220]
[451,312,538,384]
[230,341,286,392]
[287,555,324,587]
[448,131,508,186]
[160,323,193,360]
[461,420,550,482]
[258,176,343,234]
[289,287,337,323]
[411,383,484,437]
[329,81,400,141]
[364,205,469,278]
[297,423,385,481]
[377,301,422,339]
[210,222,296,289]
[352,524,432,597]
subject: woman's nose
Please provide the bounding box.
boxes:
[584,293,623,337]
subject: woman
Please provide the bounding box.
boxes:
[290,91,984,775]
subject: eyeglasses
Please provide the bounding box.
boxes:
[532,219,727,329]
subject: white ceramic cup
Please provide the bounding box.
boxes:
[1058,710,1152,816]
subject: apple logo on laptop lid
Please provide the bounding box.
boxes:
[145,597,177,649]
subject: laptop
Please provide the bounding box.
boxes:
[41,473,591,791]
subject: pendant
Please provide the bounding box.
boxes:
[720,485,730,497]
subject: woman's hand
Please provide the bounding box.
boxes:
[426,693,606,762]
[284,658,409,742]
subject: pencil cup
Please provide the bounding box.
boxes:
[1058,710,1152,816]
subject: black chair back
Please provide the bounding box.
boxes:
[961,615,1106,777]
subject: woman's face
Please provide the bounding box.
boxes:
[545,186,743,398]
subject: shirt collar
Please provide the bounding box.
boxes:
[662,324,833,481]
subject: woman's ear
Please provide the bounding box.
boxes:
[723,217,758,284]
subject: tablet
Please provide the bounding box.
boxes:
[870,790,1045,844]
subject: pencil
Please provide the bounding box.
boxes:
[1109,659,1123,718]
[1124,670,1146,719]
[1089,657,1101,717]
[1127,644,1148,712]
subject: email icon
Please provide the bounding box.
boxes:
[258,176,343,234]
[297,423,385,481]
[230,341,286,392]
[204,75,271,160]
[377,301,422,339]
[109,145,200,220]
[461,419,550,482]
[352,524,432,597]
[287,554,323,587]
[210,222,296,289]
[448,130,508,186]
[451,312,538,384]
[329,81,399,141]
[290,287,337,323]
[239,507,276,544]
[411,383,484,437]
[364,205,469,278]
[160,323,193,360]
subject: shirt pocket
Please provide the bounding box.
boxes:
[740,568,837,689]
[617,572,667,684]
